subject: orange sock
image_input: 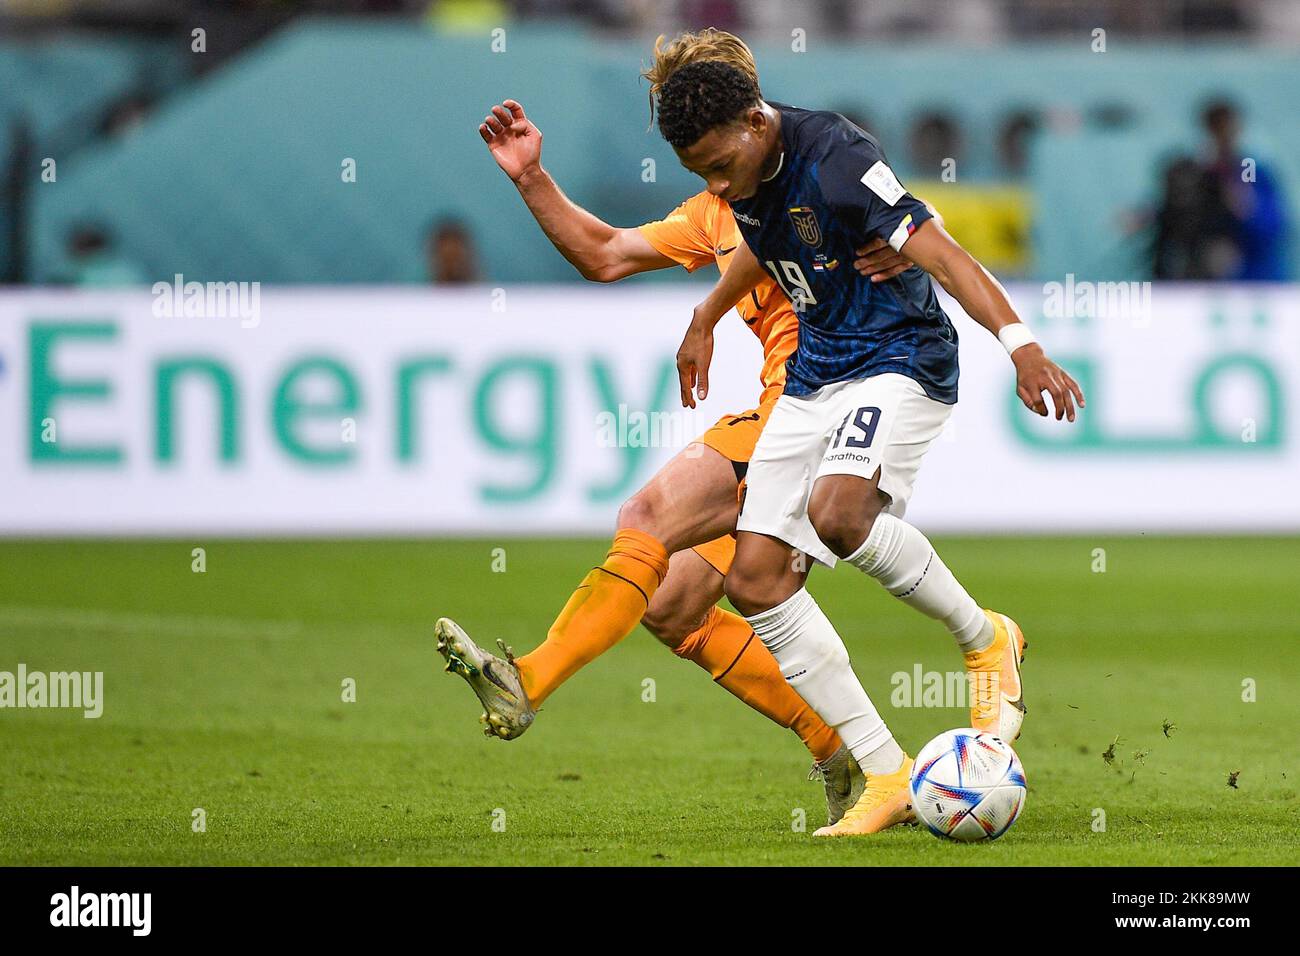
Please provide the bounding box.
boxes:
[516,529,669,706]
[673,605,842,764]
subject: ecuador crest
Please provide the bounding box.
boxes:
[787,206,822,247]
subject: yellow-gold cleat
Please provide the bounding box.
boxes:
[965,610,1027,741]
[813,755,915,837]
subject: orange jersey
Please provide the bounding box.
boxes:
[639,192,797,403]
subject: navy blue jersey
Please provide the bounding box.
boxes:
[729,104,959,403]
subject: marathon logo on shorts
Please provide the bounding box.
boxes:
[787,206,822,247]
[825,449,874,466]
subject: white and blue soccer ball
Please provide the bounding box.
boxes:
[910,728,1026,842]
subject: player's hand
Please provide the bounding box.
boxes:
[676,313,716,408]
[478,99,542,182]
[852,237,911,282]
[1012,344,1085,421]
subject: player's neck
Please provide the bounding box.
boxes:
[758,103,784,182]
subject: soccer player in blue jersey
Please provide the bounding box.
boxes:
[656,56,1085,836]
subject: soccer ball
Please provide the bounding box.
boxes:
[910,728,1026,842]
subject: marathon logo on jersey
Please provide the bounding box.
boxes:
[732,210,761,226]
[787,206,822,247]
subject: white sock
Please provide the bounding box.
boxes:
[746,588,901,771]
[847,513,994,652]
[858,736,907,776]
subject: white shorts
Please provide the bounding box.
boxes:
[737,373,953,568]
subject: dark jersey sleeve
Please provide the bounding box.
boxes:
[815,121,934,251]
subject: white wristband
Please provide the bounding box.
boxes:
[998,323,1036,356]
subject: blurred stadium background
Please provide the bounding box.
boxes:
[2,0,1297,536]
[1,1,1298,866]
[4,0,1300,286]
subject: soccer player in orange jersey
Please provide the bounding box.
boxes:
[435,31,911,824]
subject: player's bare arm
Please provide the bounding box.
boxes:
[479,99,673,281]
[675,237,767,407]
[852,201,942,282]
[676,234,908,408]
[900,219,1086,421]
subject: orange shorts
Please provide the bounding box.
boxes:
[690,394,778,576]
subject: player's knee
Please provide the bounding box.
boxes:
[641,602,699,649]
[616,489,661,536]
[723,562,774,617]
[809,511,869,559]
[809,487,884,559]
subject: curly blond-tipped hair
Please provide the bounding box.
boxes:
[642,29,760,124]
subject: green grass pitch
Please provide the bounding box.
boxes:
[1,536,1297,866]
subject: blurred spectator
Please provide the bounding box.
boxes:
[1151,156,1239,279]
[99,92,156,140]
[1150,99,1290,281]
[62,224,147,287]
[1200,98,1288,281]
[427,217,480,283]
[996,109,1039,179]
[908,110,962,179]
